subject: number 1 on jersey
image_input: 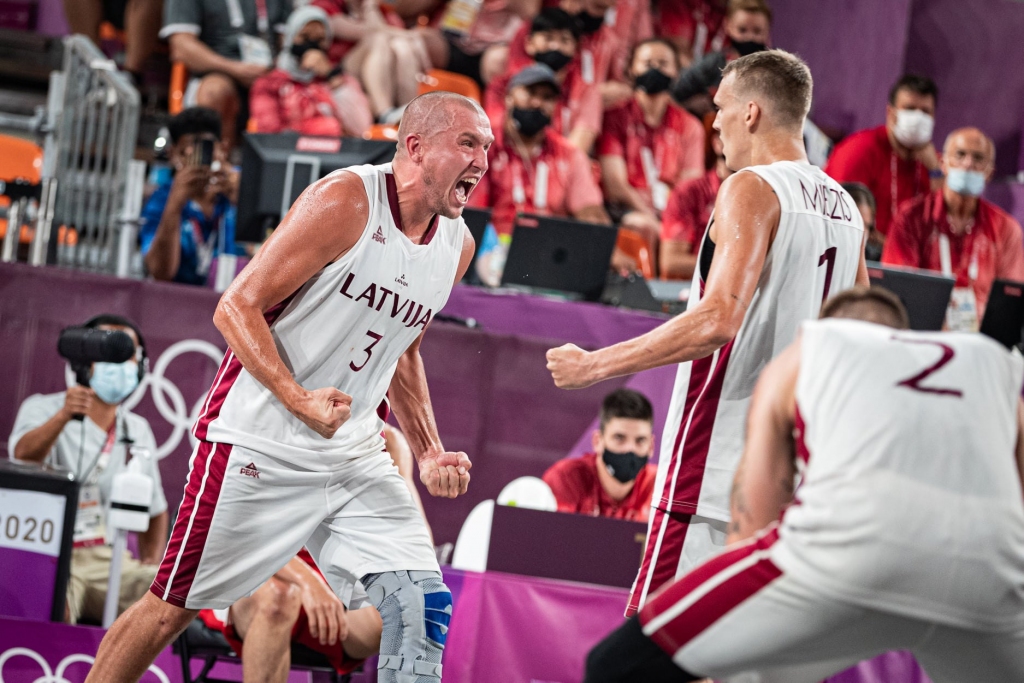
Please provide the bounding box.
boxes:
[818,247,837,304]
[350,331,383,372]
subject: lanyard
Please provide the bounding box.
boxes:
[511,158,550,210]
[76,418,118,483]
[938,231,979,283]
[226,0,268,35]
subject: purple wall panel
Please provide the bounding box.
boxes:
[903,0,1024,176]
[771,0,913,135]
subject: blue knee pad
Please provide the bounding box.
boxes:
[363,570,452,683]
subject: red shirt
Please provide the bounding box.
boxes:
[662,168,722,245]
[469,127,604,236]
[825,125,931,236]
[657,0,727,59]
[507,20,622,85]
[249,69,343,136]
[542,452,657,522]
[485,67,603,140]
[882,189,1024,318]
[598,98,705,211]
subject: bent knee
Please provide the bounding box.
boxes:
[253,578,301,624]
[195,74,239,112]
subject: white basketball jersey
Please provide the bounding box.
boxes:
[194,163,465,465]
[655,161,863,520]
[773,319,1024,630]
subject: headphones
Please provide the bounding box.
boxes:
[83,314,149,384]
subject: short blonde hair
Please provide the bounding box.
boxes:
[721,49,812,129]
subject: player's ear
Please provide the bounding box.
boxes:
[405,133,426,163]
[745,101,760,131]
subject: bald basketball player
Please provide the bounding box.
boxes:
[585,286,1024,682]
[85,91,493,683]
[546,50,870,617]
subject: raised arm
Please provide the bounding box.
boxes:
[213,171,369,438]
[388,227,475,498]
[726,336,800,544]
[547,170,778,388]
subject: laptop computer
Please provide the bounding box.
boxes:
[486,505,647,588]
[980,279,1024,349]
[867,262,955,331]
[501,214,619,301]
[459,207,491,286]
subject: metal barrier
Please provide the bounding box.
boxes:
[3,35,146,276]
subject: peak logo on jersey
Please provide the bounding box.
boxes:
[395,273,409,288]
[240,462,260,478]
[339,272,433,330]
[373,226,387,244]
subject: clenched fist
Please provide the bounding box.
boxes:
[546,343,597,389]
[292,387,352,438]
[419,451,471,499]
[60,385,95,420]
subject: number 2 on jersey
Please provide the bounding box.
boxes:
[350,331,383,372]
[891,337,963,398]
[818,247,836,304]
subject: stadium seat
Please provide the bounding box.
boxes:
[417,69,481,103]
[0,134,43,244]
[616,227,656,280]
[169,61,188,115]
[364,123,399,141]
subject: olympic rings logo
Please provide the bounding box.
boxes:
[0,647,169,683]
[66,339,224,461]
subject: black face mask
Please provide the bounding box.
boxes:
[533,49,573,73]
[634,68,672,95]
[290,40,322,59]
[731,40,767,57]
[865,239,883,263]
[511,107,551,137]
[602,449,648,484]
[575,11,604,35]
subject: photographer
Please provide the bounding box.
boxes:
[141,107,245,286]
[8,315,168,624]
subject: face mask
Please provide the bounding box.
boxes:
[892,109,934,149]
[290,40,322,59]
[533,49,573,73]
[602,449,648,484]
[91,361,139,405]
[634,68,672,95]
[864,240,883,263]
[946,168,986,197]
[511,107,551,137]
[731,40,767,57]
[575,11,605,35]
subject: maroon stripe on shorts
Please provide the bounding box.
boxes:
[640,527,782,657]
[794,401,811,464]
[150,442,232,607]
[627,508,667,617]
[626,508,694,616]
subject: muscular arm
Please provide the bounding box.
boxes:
[169,33,244,78]
[726,337,800,545]
[387,228,475,497]
[548,172,778,388]
[213,172,369,437]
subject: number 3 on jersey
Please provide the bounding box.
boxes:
[350,330,383,372]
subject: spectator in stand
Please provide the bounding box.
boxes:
[8,315,167,624]
[509,0,630,107]
[598,38,705,242]
[196,426,424,682]
[486,8,603,153]
[470,64,609,237]
[657,0,727,69]
[542,389,658,523]
[669,0,771,116]
[883,128,1024,327]
[141,107,245,286]
[606,0,653,74]
[825,75,942,240]
[61,0,164,83]
[315,0,432,125]
[407,0,540,88]
[842,182,882,262]
[161,0,291,150]
[250,6,359,137]
[660,128,731,280]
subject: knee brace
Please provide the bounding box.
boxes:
[363,570,452,683]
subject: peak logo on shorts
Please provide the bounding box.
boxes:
[373,226,387,244]
[240,462,260,478]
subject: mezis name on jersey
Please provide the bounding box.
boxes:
[339,272,433,330]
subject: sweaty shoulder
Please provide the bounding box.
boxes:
[299,169,372,262]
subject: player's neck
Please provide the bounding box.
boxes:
[943,186,978,224]
[391,163,437,240]
[748,134,807,167]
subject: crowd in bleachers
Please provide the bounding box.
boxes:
[57,0,1024,325]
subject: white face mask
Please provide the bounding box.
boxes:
[892,109,934,149]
